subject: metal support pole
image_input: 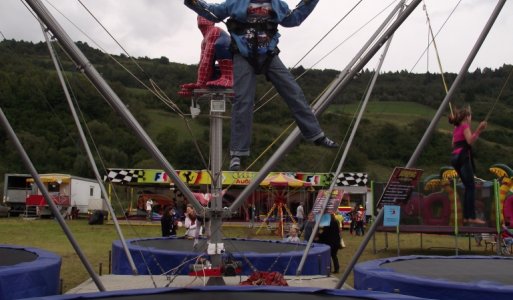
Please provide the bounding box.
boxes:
[396,226,400,257]
[204,91,230,286]
[406,0,507,168]
[23,0,203,214]
[296,1,405,275]
[454,179,459,256]
[0,108,106,292]
[41,26,138,275]
[335,0,507,288]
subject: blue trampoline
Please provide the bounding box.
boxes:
[32,286,429,300]
[112,238,331,276]
[0,244,61,299]
[354,255,513,300]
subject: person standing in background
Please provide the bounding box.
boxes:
[296,202,304,228]
[249,203,256,228]
[184,204,200,238]
[161,206,178,237]
[146,198,154,221]
[317,213,341,273]
[301,212,315,242]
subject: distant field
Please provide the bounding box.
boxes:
[132,100,513,182]
[143,101,442,147]
[335,101,436,116]
[144,108,205,141]
[329,101,444,126]
[146,100,513,142]
[329,100,511,133]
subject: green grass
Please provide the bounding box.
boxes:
[336,101,436,116]
[329,101,512,133]
[0,218,498,293]
[144,109,206,141]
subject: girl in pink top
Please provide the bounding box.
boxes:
[449,106,487,224]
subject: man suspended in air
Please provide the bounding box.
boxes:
[184,0,338,171]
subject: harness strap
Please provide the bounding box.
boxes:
[226,18,278,36]
[453,140,476,172]
[226,18,279,77]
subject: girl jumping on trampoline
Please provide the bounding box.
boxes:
[449,105,487,225]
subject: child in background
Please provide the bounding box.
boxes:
[285,227,301,243]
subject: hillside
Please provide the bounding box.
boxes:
[1,40,513,187]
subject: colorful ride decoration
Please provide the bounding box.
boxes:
[489,163,513,225]
[421,168,462,226]
[336,190,363,227]
[404,167,456,226]
[418,165,497,227]
[401,192,422,222]
[440,167,463,226]
[256,173,311,237]
[178,16,233,97]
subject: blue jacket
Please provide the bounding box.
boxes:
[184,0,320,57]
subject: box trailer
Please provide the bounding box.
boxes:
[2,174,32,216]
[23,174,103,217]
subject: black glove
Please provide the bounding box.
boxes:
[185,0,198,5]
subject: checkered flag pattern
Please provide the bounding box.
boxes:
[336,173,368,186]
[105,169,143,183]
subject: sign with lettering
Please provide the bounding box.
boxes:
[377,167,423,207]
[312,188,345,214]
[383,205,401,227]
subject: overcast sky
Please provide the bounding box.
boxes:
[1,0,512,73]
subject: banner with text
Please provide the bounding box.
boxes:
[377,167,423,208]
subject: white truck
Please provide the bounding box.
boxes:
[2,173,32,216]
[3,173,104,217]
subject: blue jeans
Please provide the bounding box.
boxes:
[214,33,231,60]
[451,153,476,219]
[230,54,324,156]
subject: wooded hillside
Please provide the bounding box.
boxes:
[1,40,512,185]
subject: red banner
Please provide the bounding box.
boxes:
[26,195,70,206]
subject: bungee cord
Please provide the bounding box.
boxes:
[44,33,176,287]
[41,0,184,116]
[24,0,208,284]
[485,64,513,122]
[248,0,402,175]
[422,1,449,94]
[328,75,373,173]
[292,0,364,70]
[41,0,214,175]
[76,0,151,79]
[409,0,462,73]
[20,0,336,286]
[254,0,398,112]
[33,0,513,287]
[25,0,388,284]
[409,0,463,118]
[421,0,453,117]
[255,0,366,104]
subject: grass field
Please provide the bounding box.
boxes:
[0,217,498,293]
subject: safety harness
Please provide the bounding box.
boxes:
[453,140,476,172]
[226,18,280,75]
